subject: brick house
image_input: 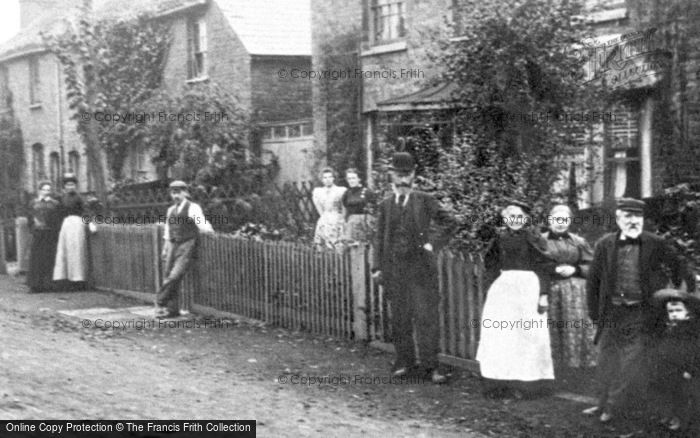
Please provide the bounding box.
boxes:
[311,0,700,206]
[0,0,313,194]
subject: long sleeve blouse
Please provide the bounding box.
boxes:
[341,186,375,216]
[484,228,554,295]
[542,231,594,279]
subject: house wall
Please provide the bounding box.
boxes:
[2,53,85,193]
[310,0,362,162]
[251,56,312,123]
[359,0,451,113]
[162,2,252,109]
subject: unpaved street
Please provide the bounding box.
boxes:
[0,275,480,437]
[3,274,671,437]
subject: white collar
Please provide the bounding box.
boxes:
[393,191,410,207]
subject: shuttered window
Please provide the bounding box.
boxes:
[187,18,207,79]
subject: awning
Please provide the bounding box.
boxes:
[376,83,459,112]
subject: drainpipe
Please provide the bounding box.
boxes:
[56,57,65,175]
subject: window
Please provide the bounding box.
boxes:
[273,126,286,139]
[32,143,45,191]
[372,0,405,44]
[49,152,60,189]
[0,65,9,110]
[301,122,313,136]
[136,146,147,173]
[261,121,314,141]
[68,150,80,180]
[606,107,640,199]
[187,18,207,79]
[29,56,41,105]
[288,124,301,138]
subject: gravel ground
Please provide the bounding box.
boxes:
[0,273,690,437]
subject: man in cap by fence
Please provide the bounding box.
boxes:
[584,197,696,423]
[155,180,214,319]
[371,152,456,384]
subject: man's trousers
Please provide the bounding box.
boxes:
[596,306,650,413]
[385,254,440,371]
[156,238,197,313]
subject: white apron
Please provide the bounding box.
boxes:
[476,270,554,381]
[53,215,88,282]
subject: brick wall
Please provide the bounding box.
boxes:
[251,56,311,123]
[3,53,85,193]
[311,0,362,160]
[359,0,451,112]
[162,2,252,111]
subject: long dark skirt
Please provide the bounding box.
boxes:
[27,229,59,292]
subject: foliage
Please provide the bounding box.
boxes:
[43,2,171,196]
[0,106,25,217]
[139,82,273,186]
[643,1,700,187]
[651,183,700,269]
[413,0,609,251]
[45,4,274,198]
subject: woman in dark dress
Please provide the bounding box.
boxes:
[27,181,61,292]
[543,204,597,369]
[476,201,555,398]
[53,173,88,291]
[341,168,375,244]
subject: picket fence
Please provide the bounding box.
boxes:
[89,224,486,370]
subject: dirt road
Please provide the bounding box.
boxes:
[2,273,680,437]
[0,275,481,437]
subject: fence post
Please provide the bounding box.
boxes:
[350,245,368,340]
[0,222,7,275]
[15,217,30,273]
[152,225,161,300]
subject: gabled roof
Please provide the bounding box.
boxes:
[0,0,310,62]
[0,0,206,62]
[0,12,72,62]
[216,0,310,56]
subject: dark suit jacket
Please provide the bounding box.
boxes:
[372,190,455,277]
[586,231,696,342]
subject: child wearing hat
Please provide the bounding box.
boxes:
[650,288,700,431]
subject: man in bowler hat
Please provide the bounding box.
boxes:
[584,198,696,422]
[372,152,456,383]
[155,180,214,318]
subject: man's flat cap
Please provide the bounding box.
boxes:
[169,180,188,190]
[616,197,645,213]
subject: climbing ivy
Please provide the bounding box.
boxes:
[43,1,171,197]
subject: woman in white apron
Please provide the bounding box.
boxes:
[476,201,555,398]
[53,173,88,291]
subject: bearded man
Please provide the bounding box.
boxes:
[584,198,696,422]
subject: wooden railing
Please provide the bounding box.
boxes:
[89,225,485,369]
[90,225,161,297]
